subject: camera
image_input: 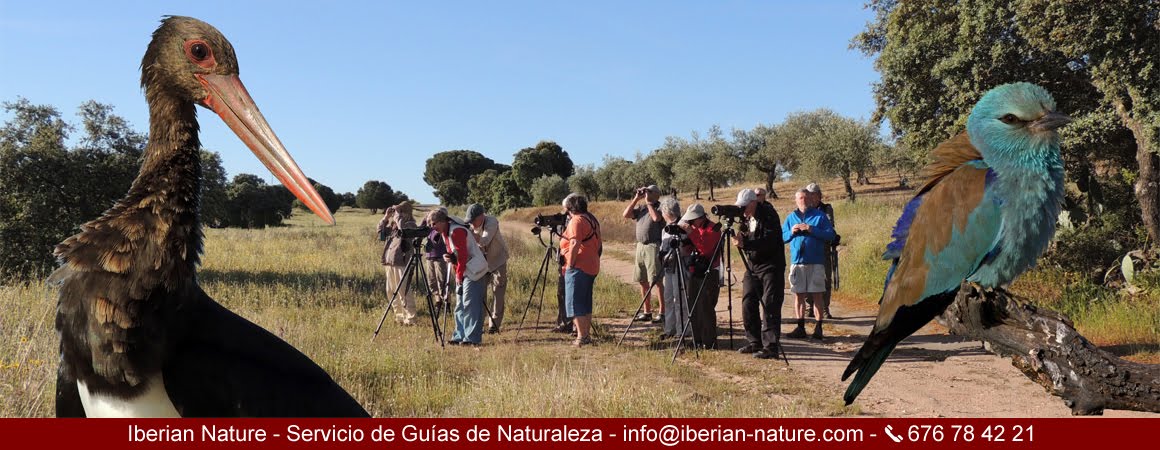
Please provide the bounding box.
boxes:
[396,225,432,240]
[534,213,568,228]
[711,204,744,219]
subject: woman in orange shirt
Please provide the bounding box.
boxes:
[560,193,601,347]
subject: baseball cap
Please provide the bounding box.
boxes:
[464,203,486,222]
[735,189,757,207]
[680,203,706,224]
[805,183,822,194]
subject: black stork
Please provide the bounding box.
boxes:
[50,16,369,417]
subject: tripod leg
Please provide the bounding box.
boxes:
[516,246,552,339]
[414,255,445,347]
[618,277,660,347]
[371,262,414,340]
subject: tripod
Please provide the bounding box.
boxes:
[671,218,788,365]
[371,236,446,347]
[617,237,689,347]
[515,225,562,339]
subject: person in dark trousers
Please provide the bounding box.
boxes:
[804,183,837,320]
[731,189,786,360]
[679,203,722,349]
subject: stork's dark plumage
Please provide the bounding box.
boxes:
[51,16,368,417]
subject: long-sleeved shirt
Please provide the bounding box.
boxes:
[472,215,509,271]
[738,202,785,273]
[782,207,836,265]
[443,224,488,283]
[685,220,722,269]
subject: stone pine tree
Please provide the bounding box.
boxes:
[355,180,399,213]
[423,150,500,205]
[511,140,574,193]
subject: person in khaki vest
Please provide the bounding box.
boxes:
[464,204,509,334]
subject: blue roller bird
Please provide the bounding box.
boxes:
[842,82,1071,405]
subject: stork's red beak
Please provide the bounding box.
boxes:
[196,73,336,225]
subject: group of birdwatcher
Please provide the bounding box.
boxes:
[377,194,602,347]
[622,183,839,359]
[376,181,841,354]
[49,15,1071,417]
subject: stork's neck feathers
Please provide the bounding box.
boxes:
[107,90,205,275]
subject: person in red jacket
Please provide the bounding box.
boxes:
[428,209,489,346]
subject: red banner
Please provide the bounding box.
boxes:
[0,418,1151,449]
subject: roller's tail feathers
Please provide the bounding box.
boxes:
[842,331,899,406]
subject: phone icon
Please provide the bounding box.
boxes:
[884,425,903,443]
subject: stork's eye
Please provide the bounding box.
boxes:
[190,43,208,60]
[183,40,215,69]
[999,114,1022,125]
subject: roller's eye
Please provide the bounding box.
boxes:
[999,114,1022,125]
[184,40,215,69]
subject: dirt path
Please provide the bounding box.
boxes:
[500,221,1155,417]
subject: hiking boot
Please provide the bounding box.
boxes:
[573,336,594,347]
[487,324,500,334]
[823,309,834,320]
[737,343,761,354]
[787,324,808,339]
[753,347,779,360]
[634,312,653,322]
[811,323,824,340]
[651,314,664,324]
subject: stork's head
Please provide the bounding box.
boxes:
[141,16,335,225]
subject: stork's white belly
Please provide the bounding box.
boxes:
[78,374,180,417]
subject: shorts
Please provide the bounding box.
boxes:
[565,268,596,317]
[789,264,826,294]
[634,242,662,284]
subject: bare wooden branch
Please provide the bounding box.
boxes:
[939,284,1160,415]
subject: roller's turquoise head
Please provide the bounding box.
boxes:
[966,82,1070,164]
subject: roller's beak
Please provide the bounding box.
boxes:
[1030,111,1073,133]
[196,73,335,225]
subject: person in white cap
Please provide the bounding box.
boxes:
[679,203,722,349]
[622,184,665,324]
[731,189,786,359]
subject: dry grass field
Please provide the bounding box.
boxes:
[1,207,846,418]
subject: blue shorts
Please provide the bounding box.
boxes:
[565,268,596,317]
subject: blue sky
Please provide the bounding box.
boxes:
[0,1,879,203]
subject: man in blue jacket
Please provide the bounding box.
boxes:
[783,188,836,339]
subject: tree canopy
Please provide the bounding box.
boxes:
[423,150,502,204]
[852,0,1158,263]
[511,140,574,192]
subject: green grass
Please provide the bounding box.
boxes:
[1,206,844,417]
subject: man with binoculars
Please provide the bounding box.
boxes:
[622,185,666,325]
